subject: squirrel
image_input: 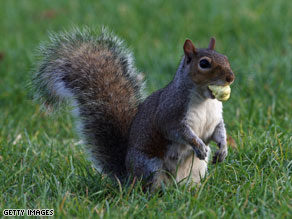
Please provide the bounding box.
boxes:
[32,27,235,191]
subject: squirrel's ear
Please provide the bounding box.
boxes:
[184,39,196,63]
[208,37,216,50]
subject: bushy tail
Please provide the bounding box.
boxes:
[32,27,144,179]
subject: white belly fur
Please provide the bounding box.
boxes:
[176,145,211,184]
[186,97,223,142]
[174,96,222,184]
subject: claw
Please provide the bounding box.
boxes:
[193,146,207,160]
[212,148,227,164]
[191,137,208,160]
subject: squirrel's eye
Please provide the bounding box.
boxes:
[199,59,211,69]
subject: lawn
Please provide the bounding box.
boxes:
[0,0,291,218]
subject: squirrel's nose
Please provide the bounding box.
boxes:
[225,73,235,83]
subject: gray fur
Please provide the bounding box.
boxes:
[211,120,228,163]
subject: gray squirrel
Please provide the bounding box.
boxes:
[32,27,235,191]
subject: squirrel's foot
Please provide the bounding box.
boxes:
[212,146,228,164]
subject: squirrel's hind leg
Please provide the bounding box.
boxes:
[125,148,165,188]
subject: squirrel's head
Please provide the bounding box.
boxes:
[183,38,235,92]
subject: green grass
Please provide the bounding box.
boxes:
[0,0,291,218]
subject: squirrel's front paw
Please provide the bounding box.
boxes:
[212,146,228,164]
[192,138,208,160]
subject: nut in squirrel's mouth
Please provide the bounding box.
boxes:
[207,84,231,101]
